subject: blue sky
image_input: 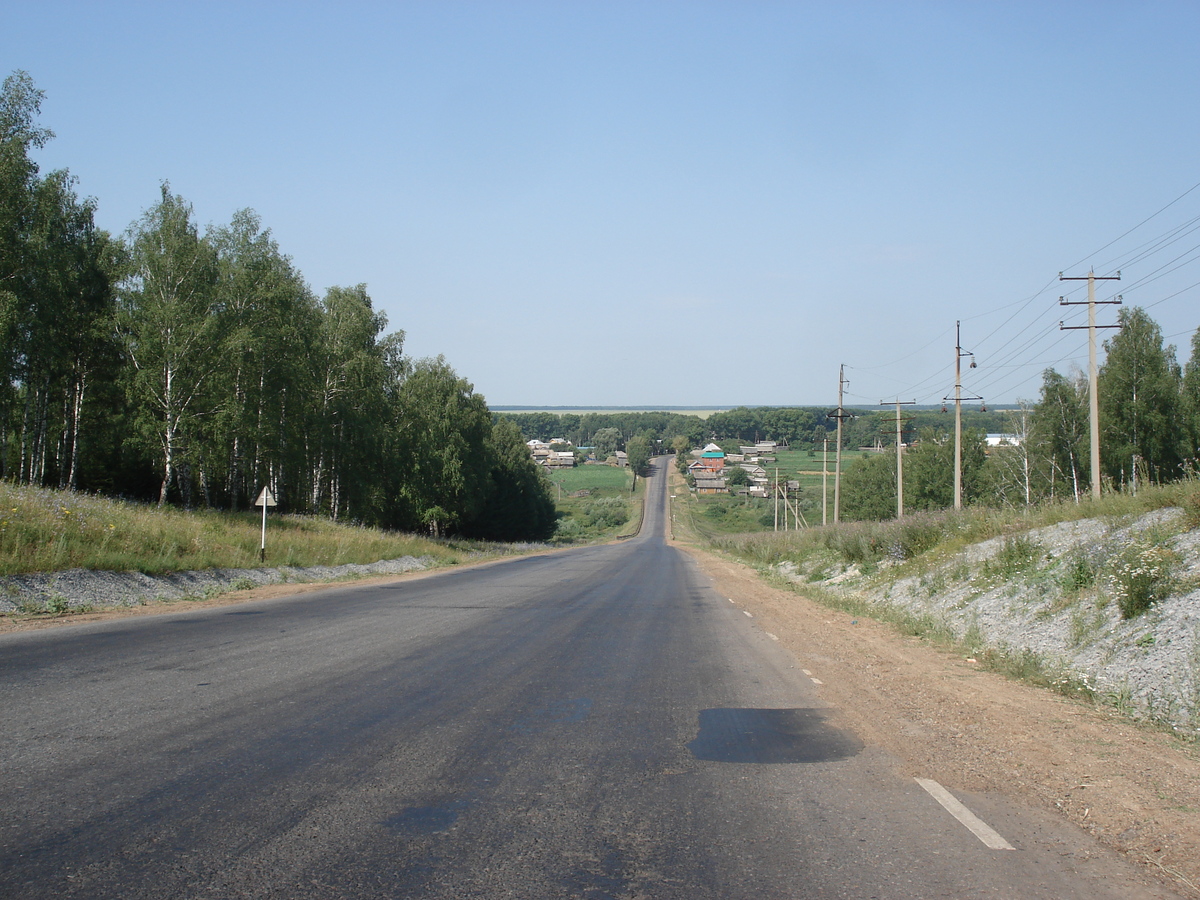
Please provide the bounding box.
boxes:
[5,1,1200,408]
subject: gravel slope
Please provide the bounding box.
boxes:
[776,507,1200,735]
[0,556,432,613]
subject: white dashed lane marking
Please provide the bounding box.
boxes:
[915,778,1015,850]
[743,610,753,618]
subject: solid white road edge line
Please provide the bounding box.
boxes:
[915,778,1015,850]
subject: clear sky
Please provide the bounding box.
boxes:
[5,1,1200,409]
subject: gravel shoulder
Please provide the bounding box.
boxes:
[674,539,1200,898]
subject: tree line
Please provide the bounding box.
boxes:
[839,306,1200,520]
[500,305,1200,522]
[1,71,555,541]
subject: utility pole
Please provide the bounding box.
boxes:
[944,322,982,510]
[821,437,828,526]
[880,399,915,518]
[1059,270,1121,500]
[827,366,854,523]
[773,466,780,531]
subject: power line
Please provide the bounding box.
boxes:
[1063,178,1200,272]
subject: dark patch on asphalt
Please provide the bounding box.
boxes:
[383,798,472,835]
[688,708,863,764]
[510,697,593,734]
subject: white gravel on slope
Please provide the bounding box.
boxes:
[777,508,1200,733]
[0,556,431,613]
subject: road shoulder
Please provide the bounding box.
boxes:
[674,540,1200,898]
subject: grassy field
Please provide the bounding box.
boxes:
[762,447,875,491]
[0,482,509,577]
[547,464,640,542]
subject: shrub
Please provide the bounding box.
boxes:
[1180,485,1200,531]
[581,497,629,529]
[982,535,1043,578]
[1107,540,1178,619]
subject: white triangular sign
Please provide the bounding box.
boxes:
[254,486,277,507]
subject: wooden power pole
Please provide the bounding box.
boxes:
[1059,270,1121,500]
[946,322,982,510]
[827,366,854,523]
[881,399,915,518]
[821,437,828,526]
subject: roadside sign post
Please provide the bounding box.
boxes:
[253,485,277,563]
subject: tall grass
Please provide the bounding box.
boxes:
[0,482,486,576]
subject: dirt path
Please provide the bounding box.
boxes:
[675,540,1200,897]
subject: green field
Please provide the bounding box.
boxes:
[745,448,875,491]
[545,464,640,542]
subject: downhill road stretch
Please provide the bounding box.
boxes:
[0,459,1177,899]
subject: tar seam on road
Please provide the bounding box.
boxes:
[915,778,1016,851]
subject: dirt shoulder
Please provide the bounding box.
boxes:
[675,540,1200,897]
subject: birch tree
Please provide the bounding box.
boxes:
[119,185,221,505]
[1098,307,1183,486]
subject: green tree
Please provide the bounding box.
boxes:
[840,452,897,520]
[465,417,557,542]
[726,465,751,487]
[905,428,986,511]
[306,284,398,519]
[21,172,121,489]
[625,435,651,476]
[1179,327,1200,466]
[390,356,492,536]
[978,404,1044,510]
[0,70,51,314]
[1098,307,1183,486]
[118,184,221,506]
[592,426,621,458]
[1030,368,1089,501]
[201,209,320,510]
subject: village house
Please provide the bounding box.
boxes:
[693,443,726,473]
[693,475,727,495]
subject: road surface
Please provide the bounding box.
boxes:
[0,459,1177,898]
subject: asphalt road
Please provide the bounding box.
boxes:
[0,459,1177,898]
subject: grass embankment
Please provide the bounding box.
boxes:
[547,465,640,542]
[707,481,1200,574]
[0,482,491,577]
